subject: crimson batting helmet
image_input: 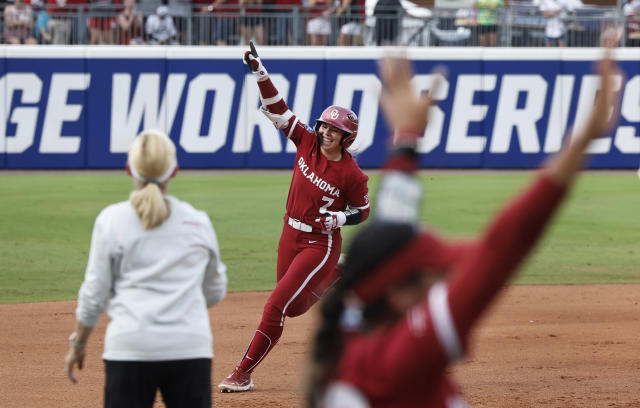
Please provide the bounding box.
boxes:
[314,105,359,149]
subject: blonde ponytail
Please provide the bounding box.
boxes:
[127,130,177,230]
[129,183,170,229]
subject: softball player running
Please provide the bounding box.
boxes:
[308,39,622,407]
[218,43,370,392]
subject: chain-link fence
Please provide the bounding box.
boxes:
[1,2,637,47]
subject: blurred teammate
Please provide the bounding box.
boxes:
[307,37,621,407]
[218,43,370,392]
[64,130,228,408]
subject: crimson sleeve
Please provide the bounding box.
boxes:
[257,78,307,144]
[257,78,289,115]
[447,174,567,346]
[344,171,370,224]
[359,207,370,223]
[359,175,567,393]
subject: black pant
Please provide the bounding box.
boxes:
[104,359,212,408]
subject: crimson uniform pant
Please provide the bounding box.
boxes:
[237,223,342,374]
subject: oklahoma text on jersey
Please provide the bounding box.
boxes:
[297,156,341,198]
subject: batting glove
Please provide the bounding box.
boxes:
[243,51,269,81]
[322,211,347,231]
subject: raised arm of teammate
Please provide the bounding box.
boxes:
[371,43,621,386]
[450,38,622,345]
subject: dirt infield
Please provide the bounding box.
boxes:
[1,285,639,408]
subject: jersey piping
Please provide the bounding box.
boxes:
[428,282,464,362]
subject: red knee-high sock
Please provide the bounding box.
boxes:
[237,322,284,374]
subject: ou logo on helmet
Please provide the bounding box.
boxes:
[330,109,339,120]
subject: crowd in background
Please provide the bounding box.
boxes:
[1,0,639,46]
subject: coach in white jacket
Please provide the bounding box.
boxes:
[64,130,228,408]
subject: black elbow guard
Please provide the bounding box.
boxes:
[343,208,363,225]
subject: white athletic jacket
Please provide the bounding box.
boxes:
[76,195,228,361]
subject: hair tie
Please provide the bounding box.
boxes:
[128,161,177,185]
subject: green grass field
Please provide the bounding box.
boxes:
[1,172,639,304]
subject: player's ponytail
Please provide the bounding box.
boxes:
[127,130,177,230]
[306,223,416,407]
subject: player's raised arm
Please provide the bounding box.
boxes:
[447,36,623,342]
[365,44,622,373]
[380,55,443,169]
[544,34,621,186]
[243,41,299,136]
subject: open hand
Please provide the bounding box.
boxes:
[64,347,85,384]
[584,27,623,140]
[378,55,444,136]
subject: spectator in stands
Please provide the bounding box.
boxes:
[47,0,85,44]
[194,0,214,44]
[88,0,118,45]
[373,0,403,46]
[118,0,144,44]
[272,0,302,45]
[137,0,161,16]
[167,0,191,44]
[239,0,264,44]
[540,0,578,47]
[336,0,364,45]
[306,0,332,45]
[146,5,178,44]
[4,0,37,44]
[32,0,52,43]
[208,0,239,45]
[625,0,640,46]
[474,0,503,46]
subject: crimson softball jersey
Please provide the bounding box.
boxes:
[257,79,370,229]
[325,174,567,408]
